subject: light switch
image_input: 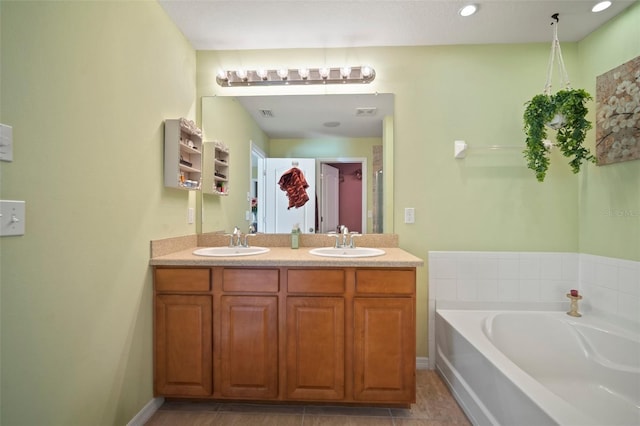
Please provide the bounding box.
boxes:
[0,200,26,236]
[0,124,13,162]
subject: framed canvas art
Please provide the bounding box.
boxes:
[595,55,640,166]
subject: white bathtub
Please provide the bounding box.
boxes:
[435,309,640,425]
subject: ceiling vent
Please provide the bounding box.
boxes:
[259,109,275,118]
[355,107,377,117]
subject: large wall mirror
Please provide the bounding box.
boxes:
[200,93,394,235]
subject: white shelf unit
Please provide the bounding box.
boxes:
[164,118,202,190]
[211,142,229,196]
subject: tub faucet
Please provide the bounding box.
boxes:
[566,290,583,317]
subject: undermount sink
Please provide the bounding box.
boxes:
[193,246,270,257]
[309,247,385,258]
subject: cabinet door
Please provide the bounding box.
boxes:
[220,296,278,398]
[286,297,344,400]
[353,298,415,402]
[155,294,212,396]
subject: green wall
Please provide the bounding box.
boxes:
[200,96,269,234]
[0,1,196,425]
[577,2,640,261]
[270,137,380,159]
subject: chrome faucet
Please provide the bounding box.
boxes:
[349,232,362,248]
[327,232,341,248]
[326,226,362,248]
[225,226,242,247]
[242,230,256,247]
[340,225,349,248]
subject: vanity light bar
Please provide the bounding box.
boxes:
[215,66,376,87]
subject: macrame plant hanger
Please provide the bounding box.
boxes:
[544,13,573,131]
[544,13,572,96]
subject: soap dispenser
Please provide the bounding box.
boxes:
[291,224,300,249]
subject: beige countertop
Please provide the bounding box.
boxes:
[150,246,423,268]
[149,233,424,267]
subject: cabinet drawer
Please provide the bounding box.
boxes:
[222,268,279,292]
[287,269,345,294]
[155,268,211,293]
[355,269,415,295]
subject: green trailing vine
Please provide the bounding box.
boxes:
[523,88,595,182]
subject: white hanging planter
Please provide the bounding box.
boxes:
[546,113,566,130]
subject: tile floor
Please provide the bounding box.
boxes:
[145,370,471,426]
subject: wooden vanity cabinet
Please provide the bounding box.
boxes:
[154,268,212,397]
[153,265,416,406]
[286,269,346,401]
[217,268,279,399]
[353,269,416,403]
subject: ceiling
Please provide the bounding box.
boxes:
[161,0,636,138]
[235,93,394,138]
[159,0,636,50]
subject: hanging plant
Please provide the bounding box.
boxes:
[522,14,596,182]
[524,89,595,181]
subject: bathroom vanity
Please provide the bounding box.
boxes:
[150,243,422,407]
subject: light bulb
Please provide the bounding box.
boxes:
[361,66,373,78]
[319,67,330,79]
[298,68,310,79]
[277,68,289,80]
[235,69,248,80]
[340,67,351,78]
[216,70,228,80]
[256,69,268,80]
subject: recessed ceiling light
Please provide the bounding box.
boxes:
[459,4,478,17]
[592,1,612,12]
[323,121,340,128]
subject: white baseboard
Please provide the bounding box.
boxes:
[127,397,164,426]
[416,356,430,370]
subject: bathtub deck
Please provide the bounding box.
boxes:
[539,378,640,426]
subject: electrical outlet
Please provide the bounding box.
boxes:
[404,207,415,224]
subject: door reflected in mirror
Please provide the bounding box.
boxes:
[201,94,394,235]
